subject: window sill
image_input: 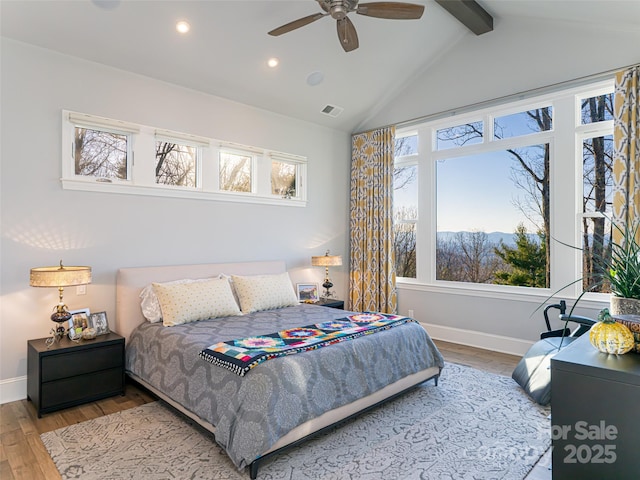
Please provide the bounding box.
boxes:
[61,178,307,207]
[396,278,610,309]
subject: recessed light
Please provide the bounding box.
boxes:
[267,58,279,68]
[176,21,190,34]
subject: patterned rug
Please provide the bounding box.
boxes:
[41,363,550,480]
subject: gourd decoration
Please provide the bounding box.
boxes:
[589,308,634,354]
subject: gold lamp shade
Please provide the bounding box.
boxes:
[30,263,92,288]
[311,253,343,267]
[30,261,92,336]
[311,250,342,299]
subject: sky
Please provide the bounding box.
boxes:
[394,110,549,234]
[394,150,542,234]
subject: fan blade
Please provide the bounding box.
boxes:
[356,2,425,19]
[268,12,327,36]
[336,17,359,52]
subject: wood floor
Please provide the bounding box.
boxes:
[0,340,550,480]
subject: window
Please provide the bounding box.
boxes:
[74,127,129,180]
[394,134,418,278]
[494,108,553,139]
[393,79,614,300]
[61,111,307,206]
[436,121,483,150]
[271,157,297,198]
[579,91,614,293]
[155,141,198,187]
[219,151,252,193]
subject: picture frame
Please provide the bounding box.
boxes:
[89,311,110,336]
[68,308,90,340]
[297,283,319,303]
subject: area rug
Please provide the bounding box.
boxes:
[41,362,550,479]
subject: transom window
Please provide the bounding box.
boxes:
[219,151,252,193]
[155,140,198,188]
[61,111,307,206]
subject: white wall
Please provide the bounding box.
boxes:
[359,15,640,352]
[359,16,640,131]
[0,39,351,402]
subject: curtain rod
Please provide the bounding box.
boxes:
[362,63,638,134]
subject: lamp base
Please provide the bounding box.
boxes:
[50,309,71,342]
[51,311,72,323]
[322,280,335,299]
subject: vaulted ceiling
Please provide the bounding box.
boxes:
[2,0,639,132]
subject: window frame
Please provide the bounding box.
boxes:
[61,111,307,207]
[270,153,306,200]
[394,78,615,306]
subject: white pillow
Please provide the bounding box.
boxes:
[231,272,298,313]
[152,277,241,327]
[140,278,212,323]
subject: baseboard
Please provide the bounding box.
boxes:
[0,376,27,404]
[420,322,534,357]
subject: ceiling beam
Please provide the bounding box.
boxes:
[434,0,494,35]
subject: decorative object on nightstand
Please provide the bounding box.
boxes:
[297,283,320,303]
[29,260,91,342]
[589,308,634,354]
[311,250,342,299]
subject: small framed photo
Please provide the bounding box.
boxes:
[297,283,319,303]
[89,311,110,336]
[68,308,90,340]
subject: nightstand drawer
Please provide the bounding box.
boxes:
[41,344,123,382]
[41,367,124,409]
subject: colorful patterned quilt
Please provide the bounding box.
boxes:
[199,313,415,376]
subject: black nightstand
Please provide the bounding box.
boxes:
[316,299,345,309]
[27,332,125,417]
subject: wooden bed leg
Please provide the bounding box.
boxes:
[435,375,439,386]
[249,460,259,479]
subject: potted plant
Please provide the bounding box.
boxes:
[605,219,640,316]
[541,217,640,353]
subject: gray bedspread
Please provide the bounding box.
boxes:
[125,304,444,469]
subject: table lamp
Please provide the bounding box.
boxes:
[30,261,92,338]
[311,250,342,299]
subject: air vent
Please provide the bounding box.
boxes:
[320,104,344,118]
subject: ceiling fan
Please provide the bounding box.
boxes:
[268,0,425,53]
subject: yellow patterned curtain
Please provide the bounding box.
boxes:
[612,65,640,242]
[349,126,397,313]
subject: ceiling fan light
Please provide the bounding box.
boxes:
[267,57,279,68]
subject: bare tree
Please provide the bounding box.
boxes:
[220,153,251,192]
[271,161,296,198]
[456,231,503,283]
[435,232,504,283]
[394,207,417,277]
[75,127,127,179]
[155,142,196,187]
[436,235,464,281]
[581,95,613,292]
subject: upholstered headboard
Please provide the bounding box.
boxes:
[115,261,287,342]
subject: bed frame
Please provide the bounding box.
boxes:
[116,261,441,478]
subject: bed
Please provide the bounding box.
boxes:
[116,261,444,478]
